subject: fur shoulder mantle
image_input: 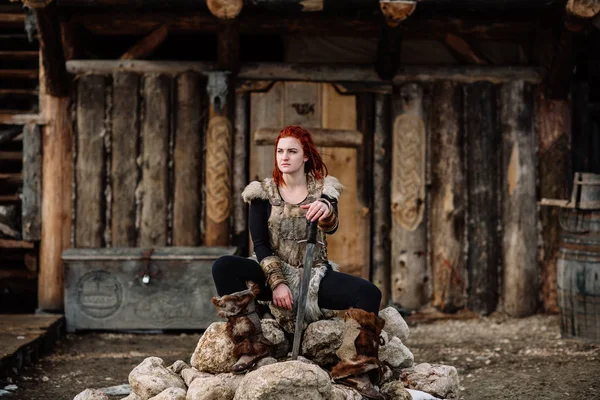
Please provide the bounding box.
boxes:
[241,175,343,204]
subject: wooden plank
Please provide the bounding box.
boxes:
[0,239,34,249]
[0,70,39,80]
[0,195,20,203]
[39,94,72,312]
[139,73,170,247]
[66,60,214,75]
[0,90,37,98]
[0,113,46,125]
[0,151,23,161]
[537,96,571,313]
[429,81,466,313]
[254,127,363,148]
[173,72,203,246]
[372,93,391,305]
[232,91,249,254]
[393,66,542,84]
[120,25,168,60]
[75,75,106,248]
[0,51,38,60]
[0,13,25,25]
[391,83,429,311]
[0,173,22,184]
[111,72,140,247]
[500,81,539,317]
[464,82,500,315]
[321,83,368,278]
[22,124,42,241]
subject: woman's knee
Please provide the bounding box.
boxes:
[356,280,382,311]
[212,255,239,278]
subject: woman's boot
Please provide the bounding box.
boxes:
[331,308,386,400]
[211,285,271,373]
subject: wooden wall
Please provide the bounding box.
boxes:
[73,72,207,248]
[391,79,540,317]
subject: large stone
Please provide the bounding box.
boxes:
[331,384,362,400]
[73,389,109,400]
[129,357,186,400]
[379,307,409,342]
[181,368,212,387]
[379,336,414,368]
[401,363,460,400]
[233,361,333,400]
[120,394,138,400]
[186,373,243,400]
[168,361,190,375]
[301,319,345,366]
[190,322,237,374]
[381,382,412,400]
[148,388,187,400]
[261,319,290,358]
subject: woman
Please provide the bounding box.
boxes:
[211,125,385,399]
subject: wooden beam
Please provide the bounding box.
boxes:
[0,51,39,60]
[544,19,584,100]
[393,66,542,84]
[0,151,23,161]
[119,24,168,60]
[0,13,26,26]
[35,3,69,97]
[66,60,214,75]
[0,113,46,125]
[254,127,363,148]
[443,33,489,65]
[232,91,249,254]
[0,70,39,80]
[0,173,23,185]
[0,239,35,249]
[376,25,402,81]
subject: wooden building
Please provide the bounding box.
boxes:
[1,0,599,320]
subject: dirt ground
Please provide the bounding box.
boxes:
[1,313,599,400]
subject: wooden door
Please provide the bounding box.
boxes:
[249,82,369,278]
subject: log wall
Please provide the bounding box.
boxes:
[72,72,208,248]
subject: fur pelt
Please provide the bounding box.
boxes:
[346,308,386,358]
[233,337,271,358]
[211,285,260,318]
[242,175,344,204]
[330,356,380,380]
[226,315,257,343]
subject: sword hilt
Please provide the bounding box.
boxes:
[307,219,318,244]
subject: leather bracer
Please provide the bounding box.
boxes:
[317,198,338,233]
[260,255,287,291]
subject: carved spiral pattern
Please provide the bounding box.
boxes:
[392,113,426,231]
[206,115,232,223]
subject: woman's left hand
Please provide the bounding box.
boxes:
[301,201,330,222]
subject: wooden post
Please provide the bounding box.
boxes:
[500,81,539,317]
[430,81,466,313]
[464,82,500,314]
[390,83,429,310]
[75,75,106,247]
[139,74,171,247]
[111,72,140,247]
[537,95,571,313]
[36,1,73,312]
[372,93,391,306]
[232,91,249,254]
[173,72,204,246]
[22,124,42,241]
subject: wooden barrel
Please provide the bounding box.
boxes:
[557,208,600,342]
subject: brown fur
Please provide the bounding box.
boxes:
[226,315,256,342]
[233,338,270,358]
[346,308,385,358]
[330,356,380,380]
[211,287,257,318]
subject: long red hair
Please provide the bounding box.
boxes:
[273,125,328,186]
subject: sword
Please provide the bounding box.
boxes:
[291,220,319,360]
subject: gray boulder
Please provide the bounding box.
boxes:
[379,307,409,342]
[380,336,414,368]
[73,389,109,400]
[381,381,412,400]
[261,319,290,358]
[190,322,237,374]
[301,319,345,366]
[129,357,186,400]
[401,363,459,400]
[186,373,243,400]
[148,387,187,400]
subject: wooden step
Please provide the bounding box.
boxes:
[0,239,34,249]
[0,151,22,161]
[0,70,38,80]
[0,51,38,60]
[0,88,38,97]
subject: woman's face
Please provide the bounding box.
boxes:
[276,137,308,175]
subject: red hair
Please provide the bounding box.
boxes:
[273,125,328,186]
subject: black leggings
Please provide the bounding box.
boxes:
[212,255,381,314]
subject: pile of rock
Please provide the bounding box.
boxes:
[74,307,459,400]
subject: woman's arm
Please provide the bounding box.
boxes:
[318,194,339,234]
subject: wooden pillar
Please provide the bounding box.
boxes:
[204,21,239,246]
[232,91,249,254]
[500,81,539,317]
[34,0,72,312]
[430,81,466,313]
[372,93,391,306]
[464,82,500,314]
[173,72,204,246]
[537,95,571,313]
[22,124,42,242]
[390,83,429,310]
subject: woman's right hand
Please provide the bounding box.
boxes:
[272,283,293,311]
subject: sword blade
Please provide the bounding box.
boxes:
[291,242,316,360]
